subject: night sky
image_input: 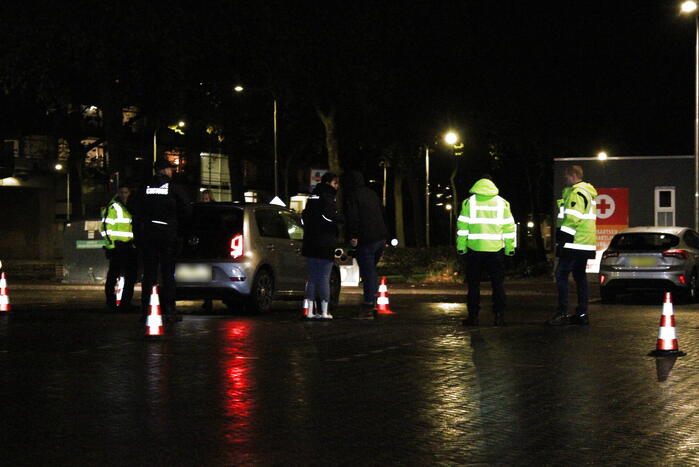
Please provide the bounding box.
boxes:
[1,1,697,163]
[400,0,697,157]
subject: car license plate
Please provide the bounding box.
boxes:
[176,263,212,282]
[629,256,656,267]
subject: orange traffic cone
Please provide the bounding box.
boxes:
[0,271,9,312]
[145,285,164,337]
[115,276,124,307]
[649,292,686,356]
[376,276,394,314]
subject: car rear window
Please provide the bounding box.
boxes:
[190,205,244,232]
[180,205,244,259]
[609,233,679,251]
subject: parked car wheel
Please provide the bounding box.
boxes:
[600,287,617,303]
[248,268,274,313]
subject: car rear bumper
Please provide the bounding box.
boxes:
[175,262,253,297]
[599,269,689,290]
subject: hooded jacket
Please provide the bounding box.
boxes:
[456,178,516,254]
[301,182,343,259]
[556,181,598,259]
[342,170,388,244]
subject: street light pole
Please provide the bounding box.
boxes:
[682,1,699,230]
[274,98,279,197]
[425,146,430,247]
[695,12,699,230]
[235,86,279,198]
[66,168,71,222]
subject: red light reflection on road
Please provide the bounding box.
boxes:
[221,321,254,445]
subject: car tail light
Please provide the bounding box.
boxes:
[679,275,687,285]
[230,234,244,260]
[601,250,618,260]
[599,274,606,284]
[662,249,688,259]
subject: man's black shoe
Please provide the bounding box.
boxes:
[462,315,479,326]
[546,313,569,326]
[569,313,589,325]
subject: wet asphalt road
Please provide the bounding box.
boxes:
[2,278,699,465]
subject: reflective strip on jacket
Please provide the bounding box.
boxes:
[559,182,597,252]
[456,194,516,253]
[100,198,134,249]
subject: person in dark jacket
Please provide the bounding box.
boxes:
[301,172,342,319]
[132,158,191,322]
[343,169,389,319]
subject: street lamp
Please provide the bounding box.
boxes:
[597,151,608,161]
[153,120,186,164]
[682,0,699,229]
[425,131,461,247]
[234,85,279,197]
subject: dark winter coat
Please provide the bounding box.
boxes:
[132,173,191,241]
[301,182,343,259]
[342,170,388,244]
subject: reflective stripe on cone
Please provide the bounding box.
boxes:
[649,292,685,356]
[145,285,163,337]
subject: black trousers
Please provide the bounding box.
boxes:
[105,242,138,309]
[140,229,178,316]
[555,255,589,315]
[466,249,506,316]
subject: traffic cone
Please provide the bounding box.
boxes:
[649,292,686,357]
[302,298,316,319]
[376,276,394,314]
[0,272,9,312]
[115,276,124,307]
[145,285,164,337]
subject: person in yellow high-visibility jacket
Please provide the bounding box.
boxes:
[547,165,597,326]
[456,176,516,326]
[100,184,137,312]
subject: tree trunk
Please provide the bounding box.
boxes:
[316,107,341,174]
[393,166,405,247]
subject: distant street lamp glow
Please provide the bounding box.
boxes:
[682,1,697,13]
[234,85,244,92]
[527,221,535,228]
[54,163,63,171]
[597,151,608,161]
[444,132,459,145]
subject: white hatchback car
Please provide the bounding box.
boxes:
[599,226,699,302]
[175,202,341,313]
